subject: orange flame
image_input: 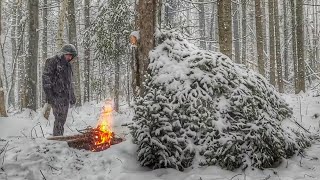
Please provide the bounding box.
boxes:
[94,101,114,145]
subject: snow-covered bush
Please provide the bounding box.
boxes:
[130,30,311,171]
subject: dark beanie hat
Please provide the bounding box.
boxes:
[60,44,78,58]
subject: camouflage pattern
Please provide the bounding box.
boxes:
[42,54,76,136]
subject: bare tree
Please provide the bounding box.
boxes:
[268,0,276,86]
[232,0,240,63]
[0,0,7,117]
[83,0,90,102]
[198,0,206,49]
[67,0,81,106]
[255,0,265,76]
[283,0,289,81]
[296,0,305,92]
[241,0,247,64]
[25,0,39,110]
[290,0,298,93]
[218,0,232,58]
[274,0,283,92]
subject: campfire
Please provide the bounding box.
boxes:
[47,101,123,152]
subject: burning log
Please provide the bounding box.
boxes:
[47,127,124,152]
[47,100,123,152]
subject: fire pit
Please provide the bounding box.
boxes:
[47,101,124,152]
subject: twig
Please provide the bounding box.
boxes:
[66,124,74,132]
[48,164,59,171]
[1,142,9,166]
[230,173,242,180]
[115,157,123,164]
[304,174,315,178]
[40,170,47,180]
[39,123,45,138]
[20,131,27,138]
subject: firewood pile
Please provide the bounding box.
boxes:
[47,127,124,152]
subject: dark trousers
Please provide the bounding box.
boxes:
[52,103,69,136]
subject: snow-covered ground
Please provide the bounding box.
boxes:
[0,94,320,180]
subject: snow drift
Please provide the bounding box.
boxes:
[130,30,311,171]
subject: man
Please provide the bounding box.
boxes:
[42,44,77,136]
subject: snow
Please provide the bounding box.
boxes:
[0,94,319,179]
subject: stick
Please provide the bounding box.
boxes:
[40,170,47,180]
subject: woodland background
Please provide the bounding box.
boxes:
[0,0,316,116]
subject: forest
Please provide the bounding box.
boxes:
[0,0,316,116]
[1,0,320,179]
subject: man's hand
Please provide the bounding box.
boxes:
[70,98,76,105]
[70,104,75,109]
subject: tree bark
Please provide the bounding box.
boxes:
[241,0,247,65]
[255,0,265,76]
[26,0,39,110]
[232,1,240,63]
[0,0,7,117]
[83,0,90,103]
[42,0,50,119]
[296,0,305,92]
[9,0,18,108]
[289,0,298,93]
[137,0,157,96]
[274,0,283,92]
[283,0,289,81]
[114,36,120,112]
[218,0,232,59]
[198,0,206,49]
[67,0,81,106]
[268,0,276,86]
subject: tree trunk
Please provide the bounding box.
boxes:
[289,0,298,93]
[42,0,50,119]
[26,0,39,110]
[217,0,232,58]
[83,0,90,103]
[198,0,206,49]
[296,0,305,92]
[0,0,7,117]
[67,0,81,106]
[274,0,283,92]
[164,0,176,27]
[57,0,67,49]
[241,0,247,65]
[17,1,26,110]
[232,1,240,63]
[283,0,289,81]
[255,0,265,76]
[9,0,18,108]
[137,0,157,96]
[114,36,120,112]
[208,2,216,51]
[268,0,276,86]
[262,0,268,63]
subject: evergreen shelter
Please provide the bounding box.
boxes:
[130,30,311,171]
